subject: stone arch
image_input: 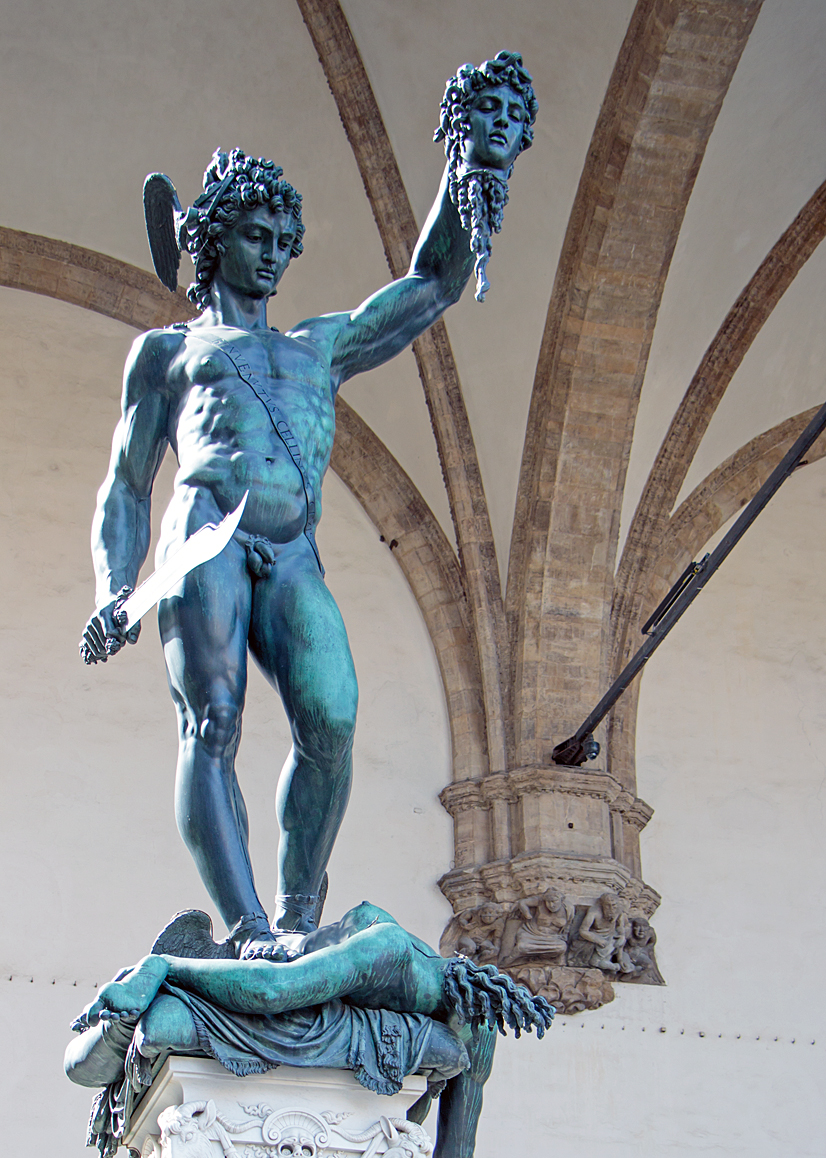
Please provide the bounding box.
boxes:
[505,0,762,770]
[611,179,826,687]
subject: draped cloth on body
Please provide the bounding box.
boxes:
[87,985,435,1158]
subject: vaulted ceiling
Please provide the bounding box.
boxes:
[2,0,826,804]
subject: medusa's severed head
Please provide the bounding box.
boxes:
[435,51,537,178]
[434,52,537,302]
[143,148,305,310]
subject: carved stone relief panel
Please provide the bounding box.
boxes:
[440,884,663,1014]
[436,762,662,1012]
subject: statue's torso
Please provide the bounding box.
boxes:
[160,324,336,546]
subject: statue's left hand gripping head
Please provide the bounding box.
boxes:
[435,50,538,302]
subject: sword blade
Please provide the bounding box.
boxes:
[118,491,248,628]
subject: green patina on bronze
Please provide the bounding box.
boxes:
[74,56,540,1158]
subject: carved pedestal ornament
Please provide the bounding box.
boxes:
[437,760,662,1011]
[126,1062,436,1158]
[143,1099,433,1158]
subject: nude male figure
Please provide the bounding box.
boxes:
[81,56,536,961]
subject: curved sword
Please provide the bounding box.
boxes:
[80,491,248,664]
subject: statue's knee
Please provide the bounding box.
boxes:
[298,706,357,768]
[134,1006,167,1058]
[136,996,197,1056]
[329,709,356,757]
[426,1024,470,1080]
[196,698,241,754]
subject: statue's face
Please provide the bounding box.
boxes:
[479,905,499,925]
[217,205,297,298]
[543,887,563,908]
[461,84,528,171]
[601,895,619,918]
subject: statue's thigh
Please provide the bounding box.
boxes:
[159,544,252,710]
[249,556,357,725]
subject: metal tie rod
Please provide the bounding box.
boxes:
[552,396,826,767]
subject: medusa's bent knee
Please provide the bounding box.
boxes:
[135,995,198,1056]
[424,1023,470,1080]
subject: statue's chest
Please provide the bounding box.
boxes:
[179,331,336,458]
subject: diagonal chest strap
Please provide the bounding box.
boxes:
[182,328,324,576]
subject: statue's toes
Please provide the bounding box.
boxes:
[241,941,280,962]
[262,944,289,962]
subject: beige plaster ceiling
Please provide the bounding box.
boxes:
[2,0,824,576]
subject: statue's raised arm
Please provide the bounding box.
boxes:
[291,51,537,385]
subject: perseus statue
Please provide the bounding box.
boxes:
[80,55,537,963]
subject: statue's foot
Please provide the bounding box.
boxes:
[70,956,168,1032]
[229,912,301,961]
[242,930,303,962]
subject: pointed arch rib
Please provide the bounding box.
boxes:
[612,178,826,682]
[331,406,487,780]
[0,226,486,779]
[296,0,507,773]
[506,0,762,768]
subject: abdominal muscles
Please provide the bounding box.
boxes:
[175,446,309,543]
[169,381,319,544]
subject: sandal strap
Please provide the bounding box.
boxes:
[228,911,272,947]
[273,893,321,932]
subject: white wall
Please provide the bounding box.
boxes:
[1,1,825,1154]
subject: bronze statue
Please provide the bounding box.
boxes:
[65,902,552,1158]
[79,57,536,967]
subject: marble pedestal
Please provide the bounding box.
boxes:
[124,1058,432,1158]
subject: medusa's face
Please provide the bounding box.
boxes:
[461,84,528,171]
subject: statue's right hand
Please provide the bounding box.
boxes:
[79,592,140,665]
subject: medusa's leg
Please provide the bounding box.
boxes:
[433,1025,497,1158]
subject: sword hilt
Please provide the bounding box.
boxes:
[111,586,132,634]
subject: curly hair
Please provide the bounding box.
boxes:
[179,148,305,310]
[443,956,555,1038]
[434,51,538,178]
